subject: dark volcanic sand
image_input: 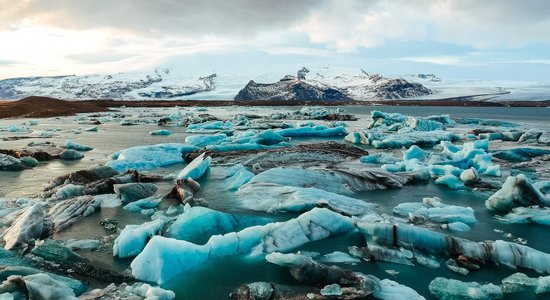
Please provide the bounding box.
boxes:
[1,96,548,119]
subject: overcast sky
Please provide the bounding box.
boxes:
[1,0,550,80]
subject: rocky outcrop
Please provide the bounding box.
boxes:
[234,76,351,102]
[370,78,432,99]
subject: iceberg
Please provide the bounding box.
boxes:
[374,279,425,300]
[236,182,377,216]
[123,196,163,216]
[131,208,355,284]
[501,272,550,294]
[175,152,211,180]
[186,120,233,132]
[113,219,165,258]
[0,154,26,171]
[492,148,550,162]
[245,167,411,195]
[185,134,228,147]
[435,175,466,190]
[224,164,254,190]
[59,149,85,160]
[0,273,78,300]
[106,143,198,172]
[485,174,550,211]
[360,152,401,165]
[317,251,361,264]
[165,206,268,243]
[49,195,102,233]
[149,129,173,136]
[275,125,347,137]
[498,207,550,226]
[358,222,550,274]
[64,139,93,151]
[3,203,49,250]
[393,197,477,225]
[428,277,502,300]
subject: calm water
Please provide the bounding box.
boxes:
[0,105,549,299]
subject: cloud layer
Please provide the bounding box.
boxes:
[1,0,549,79]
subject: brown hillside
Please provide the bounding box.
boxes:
[0,96,109,118]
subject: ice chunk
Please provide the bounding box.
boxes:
[429,277,502,300]
[374,279,425,300]
[360,153,401,164]
[444,222,472,232]
[0,273,77,300]
[435,175,466,190]
[49,195,102,233]
[403,145,429,161]
[460,167,480,184]
[106,143,198,172]
[149,129,172,136]
[485,174,550,211]
[320,284,342,296]
[114,183,158,204]
[498,207,550,226]
[19,156,39,168]
[131,208,354,284]
[165,206,268,243]
[539,132,550,145]
[501,272,550,294]
[317,251,361,263]
[97,194,122,208]
[175,152,211,180]
[0,154,26,171]
[185,134,228,147]
[493,148,550,162]
[123,196,162,216]
[113,219,165,258]
[124,282,176,300]
[2,203,49,250]
[275,125,347,137]
[186,120,233,132]
[245,167,411,195]
[393,197,477,225]
[64,139,93,151]
[224,165,254,190]
[358,222,550,274]
[519,131,542,143]
[59,149,84,160]
[236,182,377,216]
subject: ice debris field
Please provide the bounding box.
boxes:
[0,105,549,299]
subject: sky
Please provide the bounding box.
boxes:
[1,0,550,81]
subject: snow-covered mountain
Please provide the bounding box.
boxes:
[0,66,548,101]
[0,68,217,100]
[235,67,432,101]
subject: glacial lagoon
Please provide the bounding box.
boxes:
[0,105,549,299]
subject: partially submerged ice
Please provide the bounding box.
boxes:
[131,208,355,284]
[64,139,94,151]
[113,219,165,258]
[175,152,211,180]
[245,167,411,195]
[428,277,503,300]
[165,206,268,243]
[485,174,550,211]
[106,143,198,172]
[393,197,477,226]
[236,182,377,216]
[357,222,550,274]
